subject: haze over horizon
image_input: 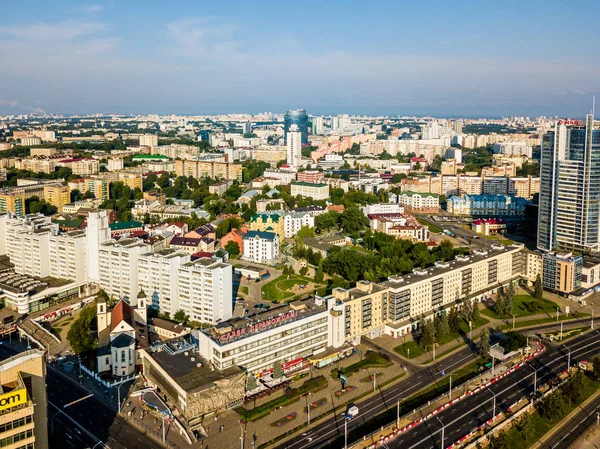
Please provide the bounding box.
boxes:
[1,0,599,117]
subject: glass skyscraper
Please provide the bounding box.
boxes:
[538,114,600,253]
[284,109,309,145]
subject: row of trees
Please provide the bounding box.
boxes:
[493,282,515,317]
[417,298,481,350]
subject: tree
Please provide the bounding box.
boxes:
[515,413,534,442]
[247,374,258,391]
[480,327,490,357]
[297,226,315,239]
[460,297,472,322]
[593,356,600,381]
[501,331,527,352]
[562,369,584,405]
[70,189,83,202]
[534,274,543,299]
[339,207,368,234]
[488,432,510,449]
[315,268,324,283]
[447,307,460,333]
[225,240,240,256]
[505,282,515,313]
[472,301,480,321]
[272,360,283,379]
[174,309,190,324]
[67,306,97,354]
[539,390,565,421]
[420,319,436,349]
[299,266,309,277]
[434,314,449,343]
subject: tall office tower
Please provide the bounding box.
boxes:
[287,124,302,167]
[284,109,309,145]
[86,210,110,282]
[242,121,252,134]
[331,116,339,132]
[538,114,600,253]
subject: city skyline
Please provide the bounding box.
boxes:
[1,0,599,117]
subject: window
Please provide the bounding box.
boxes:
[121,351,126,363]
[105,356,110,365]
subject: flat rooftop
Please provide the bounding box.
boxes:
[149,347,242,393]
[203,296,327,345]
[385,244,523,289]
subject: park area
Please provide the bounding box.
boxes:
[481,293,559,319]
[261,274,324,302]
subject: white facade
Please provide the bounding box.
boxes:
[243,231,279,264]
[98,239,150,302]
[493,141,532,158]
[140,134,158,147]
[197,297,334,375]
[394,192,440,210]
[108,158,125,171]
[137,249,190,316]
[284,212,315,238]
[2,214,87,282]
[177,257,233,324]
[290,182,329,200]
[286,124,302,168]
[86,210,110,282]
[263,168,297,185]
[361,203,404,216]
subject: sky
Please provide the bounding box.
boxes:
[0,0,599,117]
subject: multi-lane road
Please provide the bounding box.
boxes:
[277,318,599,449]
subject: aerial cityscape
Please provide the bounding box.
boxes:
[1,2,600,449]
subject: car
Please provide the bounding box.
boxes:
[346,404,359,420]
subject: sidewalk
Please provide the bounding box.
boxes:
[198,346,406,449]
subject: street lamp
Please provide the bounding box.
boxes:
[512,314,515,330]
[305,393,312,426]
[487,389,497,422]
[529,364,539,394]
[564,345,571,371]
[436,416,445,449]
[449,374,453,401]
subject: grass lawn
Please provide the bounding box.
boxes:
[482,294,559,319]
[239,286,249,295]
[500,313,591,331]
[393,317,488,361]
[261,275,323,302]
[417,218,442,233]
[331,351,392,379]
[394,340,426,359]
[502,373,600,449]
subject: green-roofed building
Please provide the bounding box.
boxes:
[109,220,144,235]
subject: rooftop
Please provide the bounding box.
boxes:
[385,244,523,289]
[203,296,327,345]
[244,230,276,241]
[292,181,328,188]
[109,220,143,231]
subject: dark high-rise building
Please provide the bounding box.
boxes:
[284,109,309,145]
[538,113,600,253]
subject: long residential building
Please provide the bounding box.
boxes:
[98,239,150,302]
[175,160,243,182]
[447,194,528,216]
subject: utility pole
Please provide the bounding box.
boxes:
[560,322,563,341]
[373,372,377,392]
[512,314,515,330]
[397,399,400,428]
[564,345,571,371]
[530,364,538,394]
[488,389,497,422]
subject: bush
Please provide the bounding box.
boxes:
[331,351,391,379]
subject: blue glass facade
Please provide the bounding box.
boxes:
[284,109,309,145]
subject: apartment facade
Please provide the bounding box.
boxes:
[283,211,315,238]
[177,257,233,324]
[137,249,190,315]
[242,231,279,264]
[290,182,330,200]
[538,115,600,253]
[542,252,583,294]
[0,192,25,216]
[98,239,150,302]
[175,160,243,182]
[43,184,70,213]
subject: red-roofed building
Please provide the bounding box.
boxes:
[221,227,247,253]
[471,218,506,236]
[327,204,345,213]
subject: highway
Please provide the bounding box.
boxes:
[369,331,600,449]
[276,318,598,449]
[540,387,600,449]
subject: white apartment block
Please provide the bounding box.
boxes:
[284,212,315,238]
[287,124,302,168]
[98,239,150,302]
[393,192,440,211]
[243,231,279,264]
[384,244,523,337]
[86,210,111,282]
[493,141,532,158]
[140,134,159,147]
[263,168,297,185]
[2,214,87,282]
[177,257,233,324]
[108,158,124,171]
[290,182,329,200]
[361,203,404,216]
[137,249,190,315]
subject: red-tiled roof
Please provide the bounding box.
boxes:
[111,300,134,332]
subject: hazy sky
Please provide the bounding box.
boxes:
[1,0,599,117]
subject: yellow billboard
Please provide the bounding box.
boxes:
[0,388,27,411]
